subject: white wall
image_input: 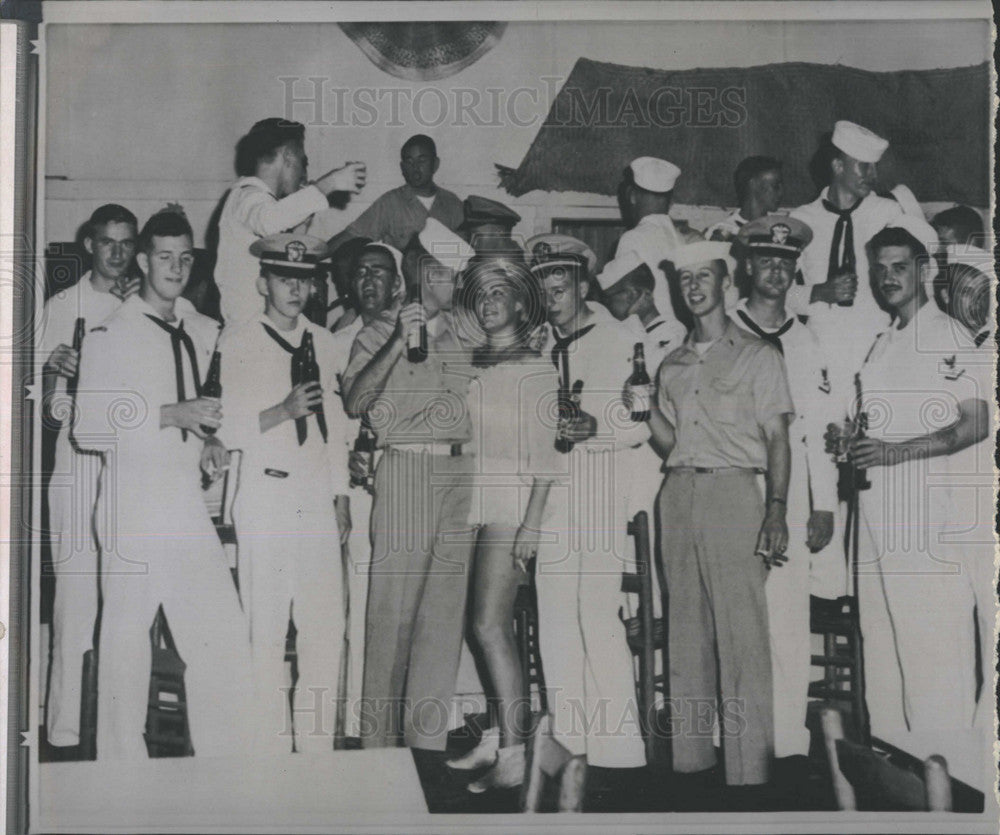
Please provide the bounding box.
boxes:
[43,19,990,246]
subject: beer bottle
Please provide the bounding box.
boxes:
[66,317,86,400]
[72,317,85,355]
[300,331,328,441]
[406,278,428,364]
[199,349,222,436]
[350,419,376,493]
[627,342,652,422]
[852,372,871,489]
[835,247,857,308]
[555,379,584,453]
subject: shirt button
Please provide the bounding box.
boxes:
[694,389,699,395]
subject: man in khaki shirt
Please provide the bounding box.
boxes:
[342,225,475,752]
[648,241,794,796]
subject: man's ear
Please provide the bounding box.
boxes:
[721,270,733,292]
[256,274,270,299]
[578,278,591,301]
[83,236,94,256]
[917,259,934,292]
[136,251,149,277]
[830,156,844,179]
[432,156,441,176]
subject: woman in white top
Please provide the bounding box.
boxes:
[446,255,562,792]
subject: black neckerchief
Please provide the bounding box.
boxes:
[735,309,795,356]
[821,195,863,281]
[145,314,201,441]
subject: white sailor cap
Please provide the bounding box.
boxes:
[366,241,405,279]
[890,184,924,219]
[596,250,645,291]
[418,218,476,274]
[526,233,598,277]
[667,240,736,277]
[886,214,939,252]
[630,156,681,193]
[831,120,889,164]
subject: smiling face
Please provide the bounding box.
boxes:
[137,234,194,303]
[86,220,137,282]
[872,244,924,312]
[747,252,797,301]
[351,250,397,318]
[677,259,730,318]
[474,274,524,335]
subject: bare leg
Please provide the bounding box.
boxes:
[469,525,529,747]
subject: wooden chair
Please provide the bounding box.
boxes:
[513,561,548,714]
[809,594,868,742]
[77,648,98,760]
[208,449,242,591]
[620,510,667,765]
[521,713,587,812]
[821,708,953,811]
[144,605,194,757]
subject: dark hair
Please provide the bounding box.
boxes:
[138,210,194,255]
[235,118,305,177]
[86,204,138,238]
[931,206,985,247]
[733,156,782,203]
[614,261,656,294]
[401,134,436,158]
[868,226,930,266]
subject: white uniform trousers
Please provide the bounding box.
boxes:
[535,447,646,768]
[765,463,812,758]
[96,479,253,760]
[46,434,103,746]
[857,463,985,789]
[236,469,345,754]
[343,474,376,740]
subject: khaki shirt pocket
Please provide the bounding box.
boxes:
[708,375,742,425]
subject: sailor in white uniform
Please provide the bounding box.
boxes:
[41,204,138,747]
[529,234,651,771]
[74,210,252,759]
[790,121,903,393]
[603,157,687,334]
[831,220,992,791]
[219,233,351,753]
[216,117,366,325]
[730,215,840,760]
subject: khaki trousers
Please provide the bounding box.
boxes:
[659,468,773,785]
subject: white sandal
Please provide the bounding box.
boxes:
[445,726,499,771]
[467,743,526,793]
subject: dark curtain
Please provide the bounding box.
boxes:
[499,58,990,207]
